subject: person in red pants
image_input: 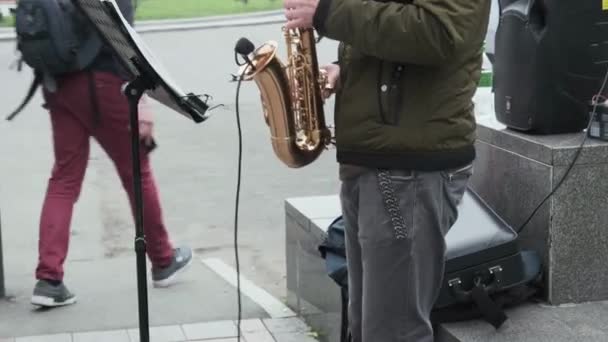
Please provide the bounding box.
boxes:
[30,0,193,308]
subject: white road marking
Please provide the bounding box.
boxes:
[201,258,296,319]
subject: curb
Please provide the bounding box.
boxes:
[0,10,285,42]
[135,9,283,27]
[136,14,284,35]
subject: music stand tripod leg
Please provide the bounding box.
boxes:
[0,209,5,299]
[124,76,154,342]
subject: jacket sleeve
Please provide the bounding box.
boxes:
[313,0,486,66]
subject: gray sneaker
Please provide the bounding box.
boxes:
[152,247,193,288]
[31,280,77,307]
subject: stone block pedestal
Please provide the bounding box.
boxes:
[285,196,343,342]
[0,209,4,298]
[471,116,608,305]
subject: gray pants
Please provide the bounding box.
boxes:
[339,165,472,342]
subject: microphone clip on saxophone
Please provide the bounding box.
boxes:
[234,37,256,73]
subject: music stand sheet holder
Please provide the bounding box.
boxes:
[70,1,211,341]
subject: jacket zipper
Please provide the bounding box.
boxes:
[389,64,405,125]
[378,61,405,126]
[377,60,388,124]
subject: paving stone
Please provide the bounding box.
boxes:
[233,319,266,333]
[182,320,237,341]
[72,329,129,342]
[272,333,318,342]
[242,330,275,342]
[15,334,71,342]
[128,325,185,342]
[262,318,310,334]
[232,319,276,342]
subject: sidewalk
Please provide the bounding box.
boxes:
[0,255,317,341]
[0,132,318,341]
[0,317,319,342]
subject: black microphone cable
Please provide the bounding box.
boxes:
[517,66,608,234]
[233,72,244,342]
[231,37,256,342]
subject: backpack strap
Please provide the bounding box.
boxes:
[6,72,43,121]
[340,286,350,342]
[470,282,508,329]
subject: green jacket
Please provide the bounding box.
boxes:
[313,0,491,171]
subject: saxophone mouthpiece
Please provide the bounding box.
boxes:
[234,38,256,72]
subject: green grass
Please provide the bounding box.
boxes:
[0,0,282,26]
[0,15,13,27]
[134,0,283,20]
[479,71,493,88]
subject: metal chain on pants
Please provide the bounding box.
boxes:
[377,170,409,240]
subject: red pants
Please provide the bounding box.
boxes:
[36,71,174,281]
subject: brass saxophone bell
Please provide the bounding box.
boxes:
[235,29,333,168]
[237,41,279,81]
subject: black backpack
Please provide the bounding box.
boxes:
[7,0,103,120]
[317,217,350,342]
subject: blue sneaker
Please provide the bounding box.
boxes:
[152,247,193,288]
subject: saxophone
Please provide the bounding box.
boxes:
[236,28,333,168]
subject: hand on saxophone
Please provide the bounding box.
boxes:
[137,95,156,152]
[283,0,320,29]
[320,64,340,100]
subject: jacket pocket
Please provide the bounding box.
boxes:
[388,64,405,126]
[379,63,406,126]
[377,60,388,124]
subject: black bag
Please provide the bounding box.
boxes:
[431,188,543,328]
[318,188,543,342]
[7,0,103,120]
[318,216,350,342]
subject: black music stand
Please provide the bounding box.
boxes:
[0,209,5,299]
[70,1,211,341]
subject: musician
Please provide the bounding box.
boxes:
[31,0,192,307]
[283,0,490,341]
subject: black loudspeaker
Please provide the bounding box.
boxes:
[493,0,608,134]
